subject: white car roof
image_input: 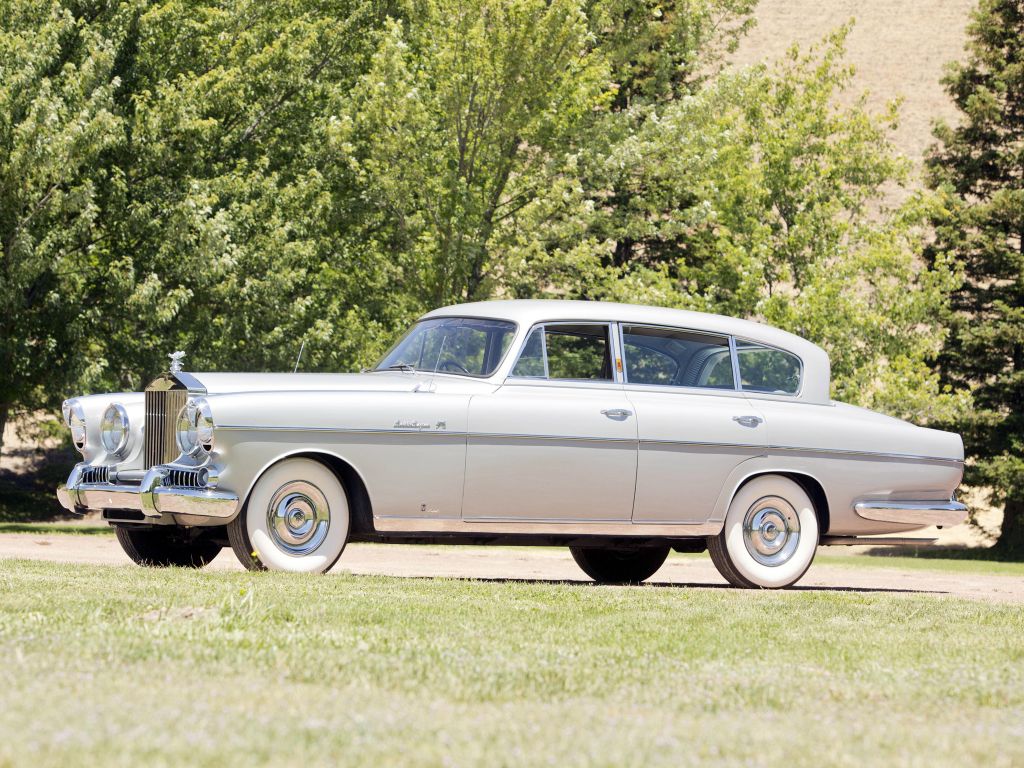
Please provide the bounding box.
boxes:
[424,299,832,403]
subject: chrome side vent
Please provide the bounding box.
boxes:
[166,468,205,489]
[144,386,186,469]
[81,466,109,485]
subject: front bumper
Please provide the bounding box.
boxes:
[853,498,968,528]
[57,464,239,523]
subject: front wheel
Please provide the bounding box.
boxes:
[570,545,670,584]
[707,475,819,589]
[115,526,222,568]
[227,458,350,573]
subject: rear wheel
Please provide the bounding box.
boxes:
[115,526,222,568]
[228,457,350,573]
[708,475,819,588]
[569,545,670,584]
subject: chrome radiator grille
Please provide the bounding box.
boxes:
[144,388,187,468]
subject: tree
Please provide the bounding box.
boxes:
[89,0,400,387]
[0,1,125,455]
[504,30,963,421]
[334,0,610,307]
[926,0,1024,556]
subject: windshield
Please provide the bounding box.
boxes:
[375,317,517,377]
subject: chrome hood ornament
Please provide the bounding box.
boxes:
[168,351,186,374]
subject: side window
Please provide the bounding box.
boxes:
[737,342,801,395]
[623,342,677,385]
[622,326,735,390]
[510,324,613,381]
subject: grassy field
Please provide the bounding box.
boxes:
[729,0,977,179]
[0,559,1021,767]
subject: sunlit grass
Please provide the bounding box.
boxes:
[0,559,1021,767]
[0,522,111,535]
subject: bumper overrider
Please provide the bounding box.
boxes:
[853,497,968,528]
[57,463,239,523]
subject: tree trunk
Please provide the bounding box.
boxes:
[994,497,1024,560]
[0,404,7,461]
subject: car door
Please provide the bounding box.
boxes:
[461,322,638,522]
[620,324,769,524]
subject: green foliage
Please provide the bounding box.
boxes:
[925,0,1024,554]
[587,0,756,106]
[335,0,609,305]
[0,1,125,432]
[506,29,964,420]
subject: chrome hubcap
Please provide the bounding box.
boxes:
[742,496,800,567]
[267,481,330,555]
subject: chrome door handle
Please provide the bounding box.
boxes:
[733,415,763,428]
[601,408,633,419]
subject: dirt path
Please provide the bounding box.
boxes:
[1,533,1020,604]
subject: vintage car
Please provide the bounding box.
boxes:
[56,300,967,588]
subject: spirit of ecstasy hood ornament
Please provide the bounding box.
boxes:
[168,351,186,374]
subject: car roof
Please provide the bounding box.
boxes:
[424,300,832,403]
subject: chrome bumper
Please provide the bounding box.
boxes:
[854,498,968,528]
[57,464,239,522]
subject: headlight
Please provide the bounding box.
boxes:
[100,403,130,457]
[176,398,215,456]
[62,400,87,453]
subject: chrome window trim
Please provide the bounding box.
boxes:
[729,335,743,393]
[621,382,748,399]
[609,321,625,384]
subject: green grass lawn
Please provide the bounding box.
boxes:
[814,551,1024,577]
[0,560,1021,767]
[0,522,112,535]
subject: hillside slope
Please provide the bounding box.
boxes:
[730,0,976,183]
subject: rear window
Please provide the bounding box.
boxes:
[736,342,801,395]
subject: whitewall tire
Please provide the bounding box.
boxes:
[708,475,819,589]
[228,458,350,573]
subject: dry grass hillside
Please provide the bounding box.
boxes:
[729,0,977,185]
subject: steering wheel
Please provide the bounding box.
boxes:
[439,359,470,374]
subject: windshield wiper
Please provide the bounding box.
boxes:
[382,363,417,372]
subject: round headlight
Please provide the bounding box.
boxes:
[62,400,87,453]
[100,403,130,456]
[176,398,215,456]
[194,400,215,453]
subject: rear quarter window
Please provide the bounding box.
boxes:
[736,342,801,395]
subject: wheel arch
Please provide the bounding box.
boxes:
[733,468,827,536]
[236,449,375,535]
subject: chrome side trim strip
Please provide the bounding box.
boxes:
[820,536,939,547]
[217,425,468,437]
[471,433,634,445]
[641,439,763,451]
[215,423,963,463]
[763,444,964,464]
[854,499,968,527]
[373,516,720,537]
